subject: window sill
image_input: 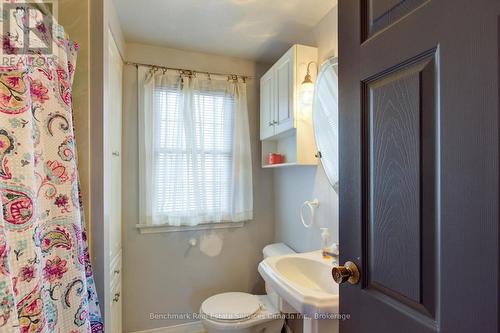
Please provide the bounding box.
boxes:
[135,221,245,234]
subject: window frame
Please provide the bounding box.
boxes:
[137,80,242,232]
[135,221,245,234]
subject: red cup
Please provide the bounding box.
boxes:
[268,153,284,165]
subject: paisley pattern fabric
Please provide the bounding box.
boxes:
[0,2,103,332]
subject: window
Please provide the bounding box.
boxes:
[153,87,234,219]
[138,68,253,231]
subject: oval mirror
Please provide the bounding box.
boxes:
[313,57,339,193]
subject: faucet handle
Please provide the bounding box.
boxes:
[322,242,340,259]
[330,243,339,256]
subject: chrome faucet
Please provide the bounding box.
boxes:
[322,243,339,264]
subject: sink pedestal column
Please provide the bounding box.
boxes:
[303,317,338,333]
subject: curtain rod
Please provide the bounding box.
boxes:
[124,61,254,80]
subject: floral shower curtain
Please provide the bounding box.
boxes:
[0,2,102,332]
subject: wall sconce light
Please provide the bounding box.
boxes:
[300,61,317,106]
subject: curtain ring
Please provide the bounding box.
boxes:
[207,73,211,80]
[162,68,167,75]
[180,70,194,78]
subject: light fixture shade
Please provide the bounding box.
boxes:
[301,62,317,107]
[300,81,315,106]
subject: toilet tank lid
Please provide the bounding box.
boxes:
[263,243,295,258]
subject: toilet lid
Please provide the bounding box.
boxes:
[201,292,261,321]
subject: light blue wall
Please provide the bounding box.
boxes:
[273,7,339,253]
[122,43,275,332]
[273,166,338,253]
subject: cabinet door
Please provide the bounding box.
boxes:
[260,69,275,140]
[108,30,122,260]
[110,278,122,333]
[274,49,294,134]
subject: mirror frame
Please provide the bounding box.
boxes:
[312,57,339,193]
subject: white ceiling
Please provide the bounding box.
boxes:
[115,0,336,63]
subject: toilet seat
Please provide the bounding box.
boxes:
[201,292,261,322]
[200,294,283,333]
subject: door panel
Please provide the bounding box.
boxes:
[339,0,499,332]
[275,50,294,134]
[107,29,123,333]
[260,70,275,140]
[367,61,422,303]
[110,277,122,333]
[362,0,427,41]
[363,50,437,314]
[108,31,123,260]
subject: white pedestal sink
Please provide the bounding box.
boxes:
[258,250,339,333]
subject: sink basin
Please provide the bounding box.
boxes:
[258,250,339,316]
[275,257,338,294]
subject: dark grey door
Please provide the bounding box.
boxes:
[338,0,499,332]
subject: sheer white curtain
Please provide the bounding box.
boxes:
[138,67,253,226]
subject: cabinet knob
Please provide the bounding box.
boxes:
[112,151,120,157]
[113,292,121,302]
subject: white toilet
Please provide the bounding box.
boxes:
[200,243,295,333]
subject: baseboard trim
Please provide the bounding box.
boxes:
[131,321,204,333]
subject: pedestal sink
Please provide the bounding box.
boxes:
[258,250,339,333]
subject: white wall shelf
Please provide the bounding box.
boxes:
[262,162,298,169]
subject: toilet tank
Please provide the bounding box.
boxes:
[262,243,295,312]
[263,243,295,259]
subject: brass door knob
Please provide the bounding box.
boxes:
[332,261,360,284]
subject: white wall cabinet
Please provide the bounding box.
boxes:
[106,28,123,333]
[260,44,318,167]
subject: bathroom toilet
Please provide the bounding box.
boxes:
[200,243,295,333]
